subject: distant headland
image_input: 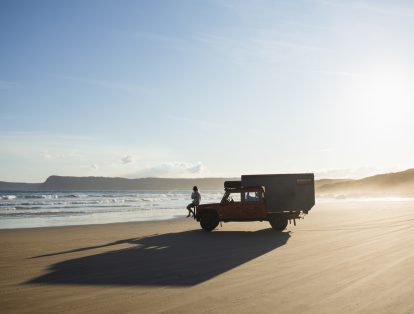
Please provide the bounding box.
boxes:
[0,176,235,191]
[1,169,414,198]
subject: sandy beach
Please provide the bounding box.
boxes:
[1,201,413,313]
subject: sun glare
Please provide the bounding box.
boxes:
[348,68,414,131]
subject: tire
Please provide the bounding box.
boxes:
[268,215,288,231]
[200,212,219,232]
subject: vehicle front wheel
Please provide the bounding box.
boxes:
[200,212,219,232]
[268,215,288,231]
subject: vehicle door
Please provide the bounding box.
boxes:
[242,191,267,219]
[218,191,243,219]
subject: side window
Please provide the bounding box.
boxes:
[245,192,260,202]
[229,192,241,202]
[222,191,242,203]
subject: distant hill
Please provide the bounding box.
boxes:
[316,168,414,198]
[0,176,233,191]
[0,181,43,191]
[314,178,351,191]
[1,169,414,197]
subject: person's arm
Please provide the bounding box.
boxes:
[195,192,201,204]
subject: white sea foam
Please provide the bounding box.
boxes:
[0,190,223,227]
[0,190,218,228]
[1,190,413,229]
[1,195,16,200]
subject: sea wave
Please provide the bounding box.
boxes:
[0,211,87,217]
[0,190,223,228]
[21,194,59,199]
[1,195,17,200]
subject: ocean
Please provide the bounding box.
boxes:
[2,191,413,229]
[0,190,223,229]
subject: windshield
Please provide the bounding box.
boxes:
[222,191,241,203]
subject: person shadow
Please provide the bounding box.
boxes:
[28,228,290,286]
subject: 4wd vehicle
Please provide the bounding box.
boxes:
[194,173,315,231]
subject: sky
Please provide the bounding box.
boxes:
[1,0,414,182]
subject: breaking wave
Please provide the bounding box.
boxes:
[0,190,223,229]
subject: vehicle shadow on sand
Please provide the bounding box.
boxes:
[27,229,290,286]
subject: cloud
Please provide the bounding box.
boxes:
[116,30,186,45]
[107,29,191,52]
[311,70,363,78]
[120,155,134,164]
[57,75,148,94]
[90,164,99,170]
[168,115,264,134]
[315,0,414,17]
[0,80,16,90]
[42,151,83,160]
[127,161,204,178]
[196,32,326,66]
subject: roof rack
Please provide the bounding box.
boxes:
[224,181,242,189]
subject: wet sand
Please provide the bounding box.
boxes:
[1,201,413,313]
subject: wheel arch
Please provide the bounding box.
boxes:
[197,208,219,220]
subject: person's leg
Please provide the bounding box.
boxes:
[189,205,195,217]
[186,203,193,217]
[187,203,196,217]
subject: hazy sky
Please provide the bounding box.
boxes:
[1,0,414,182]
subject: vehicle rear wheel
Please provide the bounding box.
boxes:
[268,215,288,231]
[200,212,219,232]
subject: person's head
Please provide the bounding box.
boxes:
[193,186,198,191]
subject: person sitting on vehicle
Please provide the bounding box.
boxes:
[186,186,201,217]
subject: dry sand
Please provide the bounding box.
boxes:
[1,201,413,313]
